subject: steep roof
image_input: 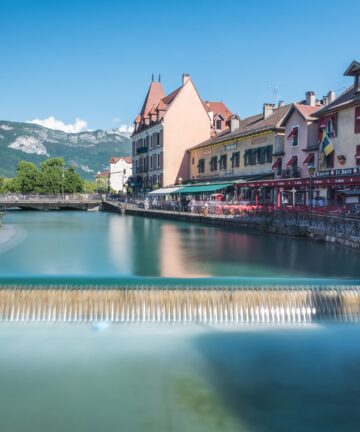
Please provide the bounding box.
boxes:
[190,104,291,150]
[281,103,322,125]
[314,85,360,117]
[139,81,165,117]
[204,101,232,120]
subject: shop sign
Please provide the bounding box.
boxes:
[223,142,237,151]
[316,167,360,178]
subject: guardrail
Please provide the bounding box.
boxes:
[0,194,103,202]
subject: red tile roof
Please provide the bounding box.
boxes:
[110,157,132,164]
[96,170,109,178]
[294,103,322,120]
[204,101,232,120]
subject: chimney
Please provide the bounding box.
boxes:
[322,95,328,106]
[182,73,190,86]
[263,103,275,119]
[230,114,240,132]
[327,90,336,104]
[306,91,316,106]
[278,100,285,108]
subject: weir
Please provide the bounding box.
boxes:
[0,278,360,324]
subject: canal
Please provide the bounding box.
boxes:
[1,211,360,432]
[0,211,359,278]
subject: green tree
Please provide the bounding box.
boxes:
[16,161,42,193]
[64,167,83,193]
[40,158,64,194]
[83,181,99,193]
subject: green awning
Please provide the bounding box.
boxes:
[175,183,233,195]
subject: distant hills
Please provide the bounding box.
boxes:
[0,120,132,179]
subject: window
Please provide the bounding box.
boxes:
[356,145,360,166]
[192,157,195,165]
[266,145,273,163]
[150,156,153,170]
[157,154,160,169]
[210,156,218,171]
[219,154,227,170]
[355,107,360,134]
[287,126,299,147]
[319,114,338,142]
[257,147,267,164]
[231,151,240,168]
[325,151,334,169]
[157,133,160,147]
[249,149,257,165]
[216,119,222,130]
[198,159,205,173]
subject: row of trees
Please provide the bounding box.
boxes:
[0,158,97,194]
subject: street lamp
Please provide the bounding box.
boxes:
[307,164,316,209]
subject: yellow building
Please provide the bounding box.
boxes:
[188,103,291,200]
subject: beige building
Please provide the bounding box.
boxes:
[131,74,215,195]
[314,60,360,174]
[188,103,291,188]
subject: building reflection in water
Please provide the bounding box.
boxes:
[107,214,134,274]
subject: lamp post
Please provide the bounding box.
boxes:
[307,164,316,209]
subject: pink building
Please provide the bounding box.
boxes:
[130,74,231,196]
[276,92,323,180]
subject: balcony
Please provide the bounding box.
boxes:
[136,146,148,155]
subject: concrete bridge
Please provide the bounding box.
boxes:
[0,194,103,211]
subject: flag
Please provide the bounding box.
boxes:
[320,128,334,156]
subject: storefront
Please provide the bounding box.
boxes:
[235,170,360,207]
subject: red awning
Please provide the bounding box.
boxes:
[303,153,314,165]
[286,156,298,167]
[272,158,282,170]
[287,127,298,140]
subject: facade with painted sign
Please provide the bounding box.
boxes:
[188,103,291,182]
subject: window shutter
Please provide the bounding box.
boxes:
[330,112,338,137]
[355,107,360,134]
[318,116,327,143]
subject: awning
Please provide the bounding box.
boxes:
[286,156,298,167]
[148,187,183,195]
[177,183,233,195]
[272,158,282,170]
[303,153,314,165]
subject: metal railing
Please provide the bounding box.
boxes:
[0,193,103,202]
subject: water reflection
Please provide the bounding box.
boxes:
[0,212,359,278]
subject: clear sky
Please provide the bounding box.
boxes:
[0,0,359,132]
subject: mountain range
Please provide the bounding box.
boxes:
[0,120,132,179]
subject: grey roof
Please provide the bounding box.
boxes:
[315,85,360,117]
[190,104,292,150]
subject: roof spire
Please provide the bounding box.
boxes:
[151,73,154,82]
[158,73,161,82]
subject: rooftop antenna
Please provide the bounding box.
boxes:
[152,73,154,82]
[158,73,161,82]
[267,84,278,104]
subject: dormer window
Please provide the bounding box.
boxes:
[216,118,222,130]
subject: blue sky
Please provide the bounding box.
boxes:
[0,0,359,132]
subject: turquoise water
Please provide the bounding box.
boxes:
[1,211,360,432]
[0,211,360,278]
[0,324,359,432]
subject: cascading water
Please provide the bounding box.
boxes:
[0,278,359,324]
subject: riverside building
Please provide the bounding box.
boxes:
[130,74,232,196]
[188,102,292,201]
[109,157,132,193]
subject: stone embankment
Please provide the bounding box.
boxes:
[123,207,360,250]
